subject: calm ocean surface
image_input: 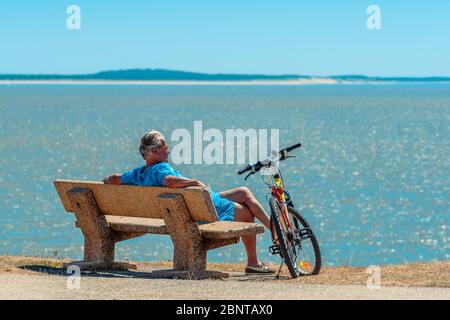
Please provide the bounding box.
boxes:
[0,84,449,266]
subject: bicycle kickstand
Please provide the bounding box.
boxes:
[275,260,284,279]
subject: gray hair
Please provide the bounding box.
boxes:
[139,129,165,159]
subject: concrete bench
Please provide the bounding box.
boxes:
[54,179,264,279]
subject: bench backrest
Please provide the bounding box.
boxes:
[54,179,219,222]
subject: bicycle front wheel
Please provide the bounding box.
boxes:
[270,199,322,277]
[269,198,300,278]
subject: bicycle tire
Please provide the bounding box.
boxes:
[287,206,322,275]
[269,198,300,278]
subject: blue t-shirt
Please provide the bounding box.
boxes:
[121,162,235,221]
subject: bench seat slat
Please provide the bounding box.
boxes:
[84,216,264,239]
[106,215,169,235]
[198,221,264,239]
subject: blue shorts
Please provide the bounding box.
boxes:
[211,191,235,221]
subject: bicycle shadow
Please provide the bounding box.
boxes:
[228,272,290,281]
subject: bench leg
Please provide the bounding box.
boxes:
[83,235,114,265]
[173,241,207,275]
[65,188,136,271]
[157,193,229,279]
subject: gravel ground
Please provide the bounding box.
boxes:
[0,256,449,300]
[1,273,449,300]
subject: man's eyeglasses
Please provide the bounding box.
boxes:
[157,145,169,151]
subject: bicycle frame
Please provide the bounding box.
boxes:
[263,166,294,234]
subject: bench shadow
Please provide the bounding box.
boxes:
[18,264,288,281]
[18,264,159,279]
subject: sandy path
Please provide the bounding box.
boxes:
[1,273,449,300]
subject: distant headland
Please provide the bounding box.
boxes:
[1,68,449,84]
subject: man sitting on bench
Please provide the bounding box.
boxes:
[103,129,275,274]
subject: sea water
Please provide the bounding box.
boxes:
[0,84,448,266]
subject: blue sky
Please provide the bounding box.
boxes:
[1,1,449,76]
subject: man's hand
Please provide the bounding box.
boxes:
[193,180,207,188]
[164,176,207,189]
[103,173,122,185]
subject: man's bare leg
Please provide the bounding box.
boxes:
[220,187,271,230]
[233,202,259,267]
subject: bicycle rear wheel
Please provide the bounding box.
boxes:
[287,206,321,275]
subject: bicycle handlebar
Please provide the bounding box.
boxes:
[237,142,302,176]
[237,164,252,175]
[286,142,302,153]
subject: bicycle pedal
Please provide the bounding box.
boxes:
[269,244,281,255]
[296,228,312,240]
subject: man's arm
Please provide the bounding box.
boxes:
[102,173,205,188]
[164,175,206,189]
[103,173,123,185]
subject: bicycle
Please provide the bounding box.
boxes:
[237,143,322,278]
